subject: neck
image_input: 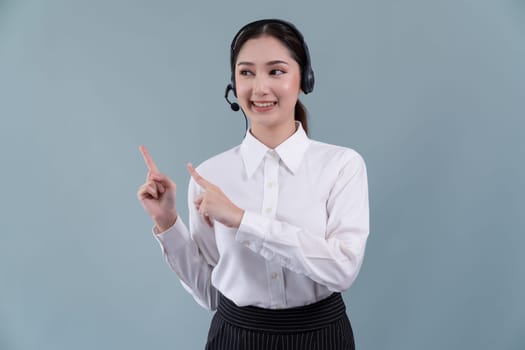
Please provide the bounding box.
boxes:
[250,120,298,149]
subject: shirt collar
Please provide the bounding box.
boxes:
[240,121,311,178]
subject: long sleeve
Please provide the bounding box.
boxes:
[235,154,369,292]
[154,177,219,310]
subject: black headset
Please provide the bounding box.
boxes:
[225,19,315,113]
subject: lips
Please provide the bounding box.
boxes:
[251,101,277,114]
[252,101,277,107]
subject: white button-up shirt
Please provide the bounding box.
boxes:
[154,122,369,310]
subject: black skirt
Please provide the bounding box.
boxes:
[205,293,355,350]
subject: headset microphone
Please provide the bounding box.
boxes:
[224,84,240,111]
[224,83,248,134]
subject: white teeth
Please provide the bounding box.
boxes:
[253,102,275,107]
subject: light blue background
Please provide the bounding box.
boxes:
[1,0,524,349]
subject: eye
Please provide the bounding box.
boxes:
[270,69,285,75]
[239,70,254,76]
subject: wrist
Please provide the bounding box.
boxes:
[232,209,244,228]
[155,213,178,233]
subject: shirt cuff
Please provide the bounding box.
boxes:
[235,211,271,253]
[153,217,192,255]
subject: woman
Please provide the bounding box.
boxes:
[137,19,369,350]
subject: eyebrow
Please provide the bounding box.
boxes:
[237,60,289,66]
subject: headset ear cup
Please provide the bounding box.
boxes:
[302,68,315,94]
[301,35,315,94]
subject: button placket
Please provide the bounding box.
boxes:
[262,151,285,308]
[262,152,279,218]
[265,258,285,307]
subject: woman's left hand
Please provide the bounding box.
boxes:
[187,163,244,228]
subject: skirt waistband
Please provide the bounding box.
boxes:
[216,293,347,333]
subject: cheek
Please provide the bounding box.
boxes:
[234,78,250,99]
[281,81,298,94]
[280,72,301,95]
[279,79,301,101]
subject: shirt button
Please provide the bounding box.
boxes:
[271,272,278,279]
[276,304,282,309]
[242,240,251,246]
[265,207,272,214]
[267,181,274,188]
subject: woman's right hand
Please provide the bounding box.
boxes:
[137,145,178,233]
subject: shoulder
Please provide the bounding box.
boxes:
[308,139,366,169]
[193,144,243,182]
[306,140,368,193]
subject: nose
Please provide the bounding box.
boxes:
[252,74,269,96]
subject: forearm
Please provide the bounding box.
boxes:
[154,217,218,309]
[236,211,369,291]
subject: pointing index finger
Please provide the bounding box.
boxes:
[187,163,212,189]
[139,145,160,173]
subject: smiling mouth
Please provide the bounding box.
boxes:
[252,101,277,107]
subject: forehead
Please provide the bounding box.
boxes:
[236,35,295,64]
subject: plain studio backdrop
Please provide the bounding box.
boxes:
[0,0,524,349]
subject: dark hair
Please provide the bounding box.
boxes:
[230,20,313,135]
